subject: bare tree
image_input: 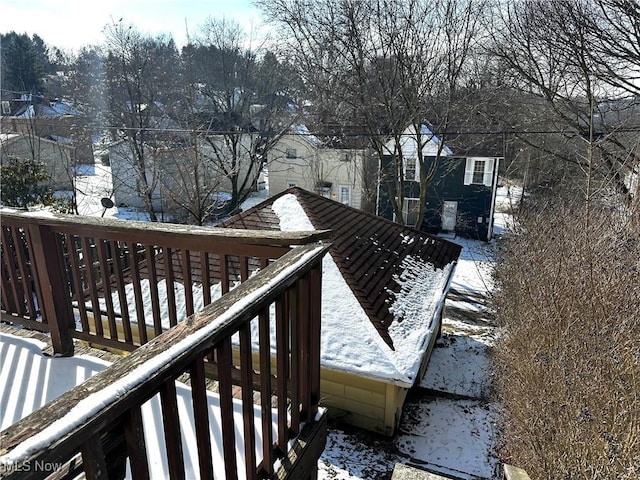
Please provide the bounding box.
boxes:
[103,20,180,221]
[259,0,486,228]
[154,84,228,225]
[182,19,300,215]
[489,0,639,218]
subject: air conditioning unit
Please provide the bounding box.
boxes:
[1,101,11,115]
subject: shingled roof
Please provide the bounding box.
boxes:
[219,188,461,352]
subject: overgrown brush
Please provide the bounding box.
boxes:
[492,201,640,479]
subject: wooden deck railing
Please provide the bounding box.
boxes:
[0,241,329,479]
[1,211,328,355]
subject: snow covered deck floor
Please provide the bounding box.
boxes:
[0,331,281,479]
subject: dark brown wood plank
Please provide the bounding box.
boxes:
[240,255,249,281]
[200,251,212,306]
[2,227,25,316]
[181,249,194,317]
[127,243,147,345]
[164,247,178,328]
[28,225,74,356]
[258,308,274,475]
[1,235,18,315]
[66,234,90,332]
[239,322,257,479]
[298,273,311,421]
[274,411,327,480]
[220,254,229,295]
[111,240,133,344]
[96,239,118,341]
[160,380,185,480]
[0,211,331,249]
[11,227,36,317]
[217,337,238,480]
[275,295,289,454]
[82,236,104,337]
[288,286,300,435]
[81,435,109,480]
[145,245,163,336]
[189,357,214,479]
[124,406,150,479]
[309,264,323,418]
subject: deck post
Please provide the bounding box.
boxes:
[28,224,75,356]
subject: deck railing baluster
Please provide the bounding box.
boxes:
[96,238,118,341]
[189,356,214,479]
[160,380,185,480]
[164,247,178,328]
[124,406,150,479]
[276,294,290,454]
[146,245,163,336]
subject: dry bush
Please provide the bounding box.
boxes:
[492,201,640,479]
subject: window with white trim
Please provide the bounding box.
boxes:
[403,157,419,181]
[464,157,495,187]
[401,198,421,227]
[286,148,297,159]
[473,160,485,184]
[339,185,351,205]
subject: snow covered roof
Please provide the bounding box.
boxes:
[384,123,453,157]
[290,124,323,148]
[219,188,461,386]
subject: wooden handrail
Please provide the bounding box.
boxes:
[0,242,330,479]
[1,210,332,355]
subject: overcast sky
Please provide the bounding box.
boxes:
[0,0,265,52]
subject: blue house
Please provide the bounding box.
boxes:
[377,125,501,242]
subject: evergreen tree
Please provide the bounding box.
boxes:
[1,32,46,92]
[0,156,54,208]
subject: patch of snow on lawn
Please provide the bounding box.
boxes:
[420,333,493,399]
[395,398,500,479]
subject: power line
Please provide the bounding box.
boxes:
[4,118,640,137]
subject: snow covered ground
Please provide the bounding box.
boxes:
[6,160,519,479]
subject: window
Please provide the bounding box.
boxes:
[286,148,297,159]
[401,198,421,227]
[464,157,495,186]
[286,181,297,188]
[340,152,351,162]
[472,160,485,184]
[403,157,419,181]
[339,185,351,205]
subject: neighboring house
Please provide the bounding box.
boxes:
[109,135,262,221]
[1,95,93,163]
[219,187,461,435]
[0,133,76,191]
[267,124,374,210]
[378,125,501,242]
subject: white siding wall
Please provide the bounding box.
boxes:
[267,134,365,209]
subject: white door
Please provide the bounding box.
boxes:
[441,201,458,231]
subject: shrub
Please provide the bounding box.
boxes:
[0,156,54,208]
[492,201,640,479]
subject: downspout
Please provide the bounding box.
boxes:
[375,149,382,216]
[487,157,501,241]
